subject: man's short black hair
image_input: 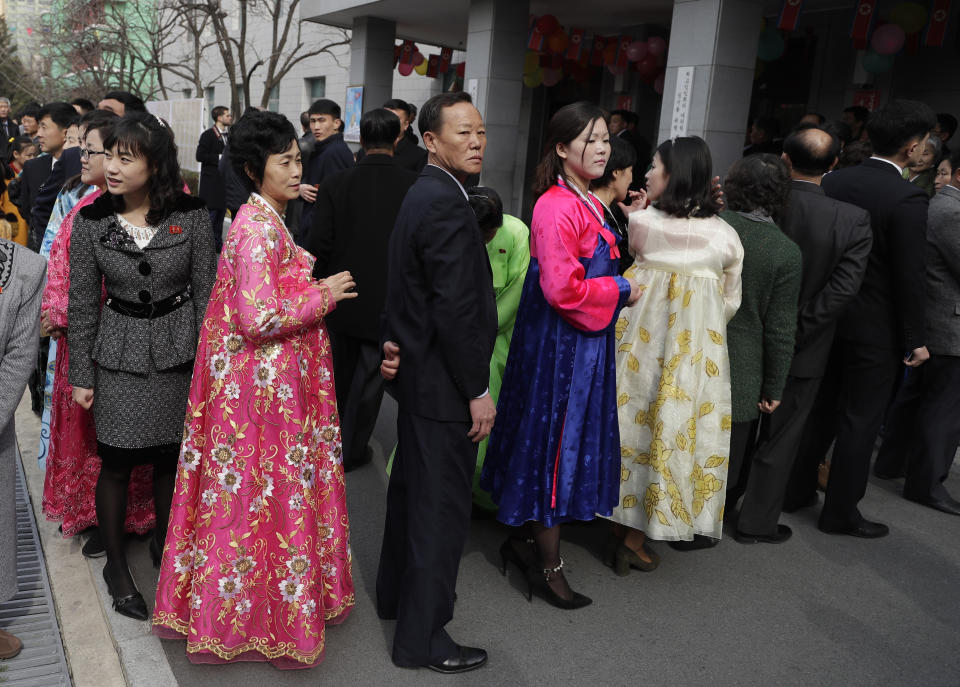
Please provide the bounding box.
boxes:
[211,106,229,122]
[843,106,870,124]
[383,98,410,113]
[37,102,79,130]
[466,186,503,241]
[102,90,146,112]
[300,111,310,130]
[610,109,630,120]
[418,92,472,139]
[18,103,41,120]
[71,98,95,114]
[783,125,841,176]
[804,112,826,125]
[866,99,937,157]
[307,98,341,119]
[229,110,298,195]
[937,112,958,139]
[360,108,401,151]
[591,135,637,190]
[822,120,853,146]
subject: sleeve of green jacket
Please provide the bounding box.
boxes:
[761,240,803,401]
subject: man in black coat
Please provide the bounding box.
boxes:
[305,108,417,472]
[733,126,872,542]
[356,99,428,174]
[196,105,231,251]
[297,99,353,237]
[0,98,15,162]
[814,100,935,538]
[376,92,496,674]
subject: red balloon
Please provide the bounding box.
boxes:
[647,36,667,57]
[398,62,413,76]
[412,51,425,66]
[456,62,465,77]
[636,54,659,79]
[547,30,569,54]
[653,73,665,95]
[542,67,563,87]
[535,14,559,35]
[625,40,648,62]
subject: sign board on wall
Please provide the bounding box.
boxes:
[670,66,694,138]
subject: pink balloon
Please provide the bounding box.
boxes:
[871,23,906,55]
[625,40,648,62]
[398,61,413,76]
[542,67,563,87]
[647,36,667,57]
[412,51,425,66]
[653,73,665,95]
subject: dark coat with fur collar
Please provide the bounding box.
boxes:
[68,192,217,448]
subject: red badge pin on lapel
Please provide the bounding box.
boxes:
[169,225,183,234]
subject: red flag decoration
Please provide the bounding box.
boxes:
[850,0,877,49]
[852,89,881,110]
[399,40,415,65]
[427,55,440,78]
[528,15,545,51]
[778,0,804,30]
[590,36,606,66]
[566,28,585,61]
[924,0,952,46]
[438,47,453,73]
[617,35,632,68]
[604,36,619,65]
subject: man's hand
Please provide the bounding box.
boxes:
[72,386,94,410]
[381,341,400,381]
[904,346,930,368]
[299,183,318,203]
[758,398,781,414]
[468,394,496,443]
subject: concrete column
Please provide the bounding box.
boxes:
[465,0,530,213]
[348,16,397,115]
[657,0,763,179]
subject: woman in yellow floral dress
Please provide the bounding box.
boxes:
[153,111,358,668]
[607,137,743,572]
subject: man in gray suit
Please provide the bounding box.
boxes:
[874,148,960,515]
[0,237,46,659]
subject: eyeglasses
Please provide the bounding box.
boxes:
[80,148,105,160]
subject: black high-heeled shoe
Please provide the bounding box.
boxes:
[498,537,534,576]
[148,535,162,569]
[524,558,592,610]
[103,566,149,621]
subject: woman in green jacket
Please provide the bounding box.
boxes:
[720,154,802,542]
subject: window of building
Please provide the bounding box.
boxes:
[205,86,215,113]
[305,77,325,105]
[268,85,280,112]
[182,88,192,99]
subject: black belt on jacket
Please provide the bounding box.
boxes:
[105,286,192,319]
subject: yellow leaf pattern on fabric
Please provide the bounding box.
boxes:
[617,393,630,407]
[637,327,651,343]
[668,312,677,329]
[668,273,682,301]
[618,342,633,352]
[705,454,727,468]
[627,354,640,372]
[721,415,732,431]
[655,509,670,526]
[699,402,714,417]
[621,465,630,482]
[705,358,719,377]
[691,349,703,365]
[634,409,647,426]
[622,494,638,509]
[676,432,688,451]
[708,329,723,345]
[687,417,697,440]
[615,317,628,341]
[683,290,694,308]
[621,446,636,458]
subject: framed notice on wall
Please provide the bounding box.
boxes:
[670,66,694,138]
[344,86,363,143]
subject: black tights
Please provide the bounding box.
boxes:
[96,458,177,597]
[527,523,575,600]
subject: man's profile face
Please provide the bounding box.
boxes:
[609,114,626,135]
[424,101,486,179]
[386,108,409,135]
[0,102,9,118]
[219,111,233,127]
[21,115,37,135]
[37,115,67,154]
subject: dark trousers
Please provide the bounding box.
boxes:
[329,332,384,470]
[725,419,759,512]
[820,341,902,527]
[874,355,960,501]
[376,410,475,666]
[736,376,822,535]
[208,208,226,253]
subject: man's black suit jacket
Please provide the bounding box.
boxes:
[382,164,497,423]
[196,128,226,209]
[358,137,427,174]
[28,147,82,252]
[780,180,873,377]
[306,153,417,342]
[16,155,53,242]
[822,157,929,352]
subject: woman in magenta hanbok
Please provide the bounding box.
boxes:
[40,111,156,546]
[153,110,357,669]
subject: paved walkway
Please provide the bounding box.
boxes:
[13,393,960,686]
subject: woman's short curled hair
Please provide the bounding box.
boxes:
[654,136,721,219]
[103,111,184,225]
[229,110,298,196]
[723,153,791,221]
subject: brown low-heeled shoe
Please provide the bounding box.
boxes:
[0,628,23,660]
[613,542,659,575]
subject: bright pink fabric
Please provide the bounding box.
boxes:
[531,183,625,332]
[40,189,156,537]
[153,197,354,669]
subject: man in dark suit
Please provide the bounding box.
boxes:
[305,108,417,472]
[814,100,936,538]
[196,105,231,251]
[0,98,15,162]
[872,148,960,515]
[297,99,353,237]
[356,99,429,174]
[376,92,496,674]
[733,126,872,542]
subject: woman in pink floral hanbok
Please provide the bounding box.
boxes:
[153,111,358,669]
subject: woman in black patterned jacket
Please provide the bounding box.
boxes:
[69,112,216,620]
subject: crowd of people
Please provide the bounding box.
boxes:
[0,86,956,676]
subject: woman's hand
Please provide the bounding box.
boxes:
[712,175,725,209]
[618,189,649,216]
[40,310,65,339]
[72,387,94,410]
[626,279,643,306]
[321,271,358,303]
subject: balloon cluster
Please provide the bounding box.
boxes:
[860,2,928,74]
[523,14,669,94]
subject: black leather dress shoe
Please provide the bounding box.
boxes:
[904,493,960,516]
[428,645,488,674]
[733,524,792,544]
[818,518,889,538]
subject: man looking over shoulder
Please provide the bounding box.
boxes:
[297,99,353,236]
[376,92,497,674]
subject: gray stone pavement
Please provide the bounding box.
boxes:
[14,393,960,687]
